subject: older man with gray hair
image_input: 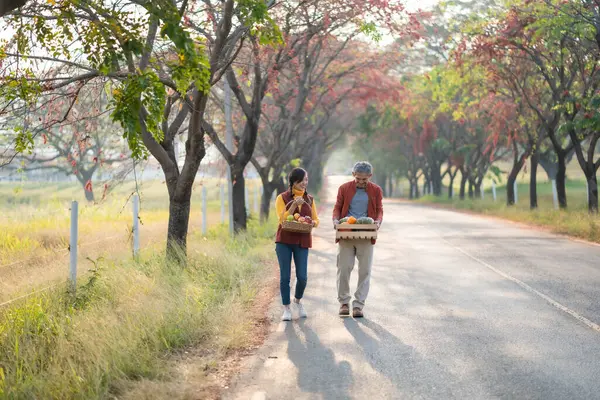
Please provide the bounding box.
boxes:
[332,161,383,318]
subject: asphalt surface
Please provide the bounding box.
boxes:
[224,176,600,400]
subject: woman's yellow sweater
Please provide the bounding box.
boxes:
[275,188,320,227]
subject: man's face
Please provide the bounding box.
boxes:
[353,172,371,188]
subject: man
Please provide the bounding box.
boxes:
[332,161,383,318]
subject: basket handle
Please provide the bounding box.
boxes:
[280,197,308,221]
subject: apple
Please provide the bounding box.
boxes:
[298,217,306,223]
[286,215,294,221]
[294,213,300,220]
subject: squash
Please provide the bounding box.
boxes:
[347,216,357,224]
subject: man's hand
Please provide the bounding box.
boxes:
[333,219,339,229]
[375,220,381,230]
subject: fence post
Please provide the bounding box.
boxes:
[220,184,225,224]
[69,201,78,292]
[480,185,485,200]
[133,194,140,258]
[552,179,559,210]
[514,181,518,204]
[492,181,497,202]
[202,186,207,235]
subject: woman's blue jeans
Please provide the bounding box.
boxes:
[275,243,308,305]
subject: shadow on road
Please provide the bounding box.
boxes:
[285,320,353,400]
[343,318,462,398]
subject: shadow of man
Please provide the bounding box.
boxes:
[286,320,353,400]
[343,318,458,398]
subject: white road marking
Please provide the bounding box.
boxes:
[421,226,600,334]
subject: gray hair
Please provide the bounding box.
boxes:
[352,161,373,175]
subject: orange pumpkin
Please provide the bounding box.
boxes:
[348,216,357,224]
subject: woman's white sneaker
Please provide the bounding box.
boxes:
[281,307,292,321]
[295,302,307,318]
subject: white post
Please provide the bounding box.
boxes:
[514,181,518,204]
[551,179,558,210]
[492,181,497,202]
[224,81,234,236]
[69,201,78,291]
[480,185,485,200]
[272,190,277,206]
[202,186,208,235]
[133,194,140,258]
[220,184,225,224]
[399,184,404,198]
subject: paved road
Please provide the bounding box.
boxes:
[225,176,600,400]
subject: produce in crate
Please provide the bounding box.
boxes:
[356,217,374,224]
[335,216,377,240]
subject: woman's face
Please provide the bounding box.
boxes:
[293,174,308,191]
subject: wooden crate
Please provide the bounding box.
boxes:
[335,223,378,240]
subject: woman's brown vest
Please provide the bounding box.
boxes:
[275,190,314,248]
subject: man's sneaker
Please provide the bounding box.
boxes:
[339,304,350,316]
[281,307,292,321]
[353,307,364,318]
[295,302,307,318]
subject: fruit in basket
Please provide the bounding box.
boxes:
[305,216,312,224]
[339,217,349,223]
[286,215,294,221]
[298,216,306,223]
[294,213,300,220]
[348,216,357,224]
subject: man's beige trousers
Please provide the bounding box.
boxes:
[336,239,374,310]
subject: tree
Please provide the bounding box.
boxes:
[1,0,279,258]
[12,88,128,201]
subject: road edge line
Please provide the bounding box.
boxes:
[428,228,600,334]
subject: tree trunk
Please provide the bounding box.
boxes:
[84,189,95,202]
[166,190,192,263]
[431,164,442,196]
[530,151,539,210]
[448,171,456,199]
[506,172,517,206]
[380,173,388,197]
[556,152,567,209]
[459,170,468,200]
[587,174,599,213]
[0,0,27,16]
[260,184,275,222]
[231,164,247,232]
[475,182,482,199]
[468,179,474,199]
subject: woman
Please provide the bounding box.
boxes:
[275,167,319,321]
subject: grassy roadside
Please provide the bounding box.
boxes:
[416,179,600,244]
[0,219,278,399]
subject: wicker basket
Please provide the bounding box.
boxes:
[280,199,313,234]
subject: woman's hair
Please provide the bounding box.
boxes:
[288,167,308,193]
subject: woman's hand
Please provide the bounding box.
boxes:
[294,197,304,206]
